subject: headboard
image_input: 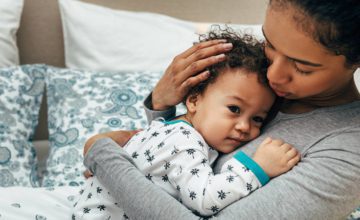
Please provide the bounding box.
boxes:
[17,0,268,140]
[17,0,267,67]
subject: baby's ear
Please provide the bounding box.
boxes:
[186,94,199,113]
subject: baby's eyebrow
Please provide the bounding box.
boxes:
[261,27,323,67]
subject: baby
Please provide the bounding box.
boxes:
[72,28,300,219]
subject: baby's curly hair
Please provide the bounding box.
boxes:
[184,26,281,126]
[184,26,270,102]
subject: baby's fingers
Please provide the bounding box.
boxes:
[286,147,299,158]
[280,143,294,152]
[269,138,284,147]
[287,153,301,167]
[260,137,272,146]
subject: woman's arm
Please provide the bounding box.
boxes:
[83,130,139,178]
[84,138,199,220]
[85,129,360,220]
[83,130,139,156]
[143,92,176,123]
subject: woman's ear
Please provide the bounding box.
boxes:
[186,94,199,113]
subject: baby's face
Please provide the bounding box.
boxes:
[188,68,275,153]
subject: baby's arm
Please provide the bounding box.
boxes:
[169,148,259,216]
[169,139,299,217]
[171,137,300,216]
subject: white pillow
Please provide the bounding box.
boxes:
[0,0,24,67]
[58,0,199,72]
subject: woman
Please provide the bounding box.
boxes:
[84,0,360,219]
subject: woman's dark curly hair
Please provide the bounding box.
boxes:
[269,0,360,67]
[183,26,281,126]
[184,26,269,102]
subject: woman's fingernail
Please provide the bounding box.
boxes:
[215,54,226,59]
[222,43,233,50]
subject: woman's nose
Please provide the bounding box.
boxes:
[267,55,292,85]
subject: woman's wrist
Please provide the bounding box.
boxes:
[83,134,109,156]
[151,92,172,111]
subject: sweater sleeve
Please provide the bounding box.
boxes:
[143,92,176,123]
[84,138,199,220]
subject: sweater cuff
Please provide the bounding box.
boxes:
[143,92,176,123]
[233,151,270,186]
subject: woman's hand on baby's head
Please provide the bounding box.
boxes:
[253,137,301,178]
[152,39,232,110]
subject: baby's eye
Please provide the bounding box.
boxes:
[253,116,264,124]
[228,105,240,114]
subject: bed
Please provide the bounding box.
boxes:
[0,0,359,218]
[18,0,269,185]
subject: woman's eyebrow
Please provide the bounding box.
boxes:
[261,27,323,67]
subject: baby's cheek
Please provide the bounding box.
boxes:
[250,128,261,140]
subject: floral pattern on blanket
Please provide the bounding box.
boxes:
[348,207,360,220]
[0,65,46,187]
[42,67,168,187]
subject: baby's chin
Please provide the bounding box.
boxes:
[212,144,240,154]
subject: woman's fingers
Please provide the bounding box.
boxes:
[183,54,226,76]
[83,170,93,179]
[184,42,232,67]
[175,41,232,81]
[180,70,210,91]
[178,39,228,58]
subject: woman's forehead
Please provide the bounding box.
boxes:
[263,6,331,65]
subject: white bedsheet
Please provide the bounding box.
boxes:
[0,186,79,219]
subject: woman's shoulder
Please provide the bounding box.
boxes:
[275,100,360,125]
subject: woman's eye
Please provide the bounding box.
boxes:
[228,106,240,114]
[264,41,272,48]
[253,116,264,124]
[294,63,313,75]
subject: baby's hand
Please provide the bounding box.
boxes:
[253,137,300,178]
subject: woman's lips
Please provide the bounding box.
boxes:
[270,84,291,97]
[274,89,291,97]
